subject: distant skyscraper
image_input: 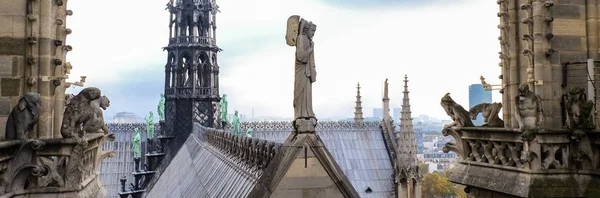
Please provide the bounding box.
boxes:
[469,84,492,125]
[373,108,383,119]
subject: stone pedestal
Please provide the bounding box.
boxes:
[293,117,317,133]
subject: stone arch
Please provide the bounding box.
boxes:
[198,52,210,87]
[180,52,192,87]
[168,52,176,88]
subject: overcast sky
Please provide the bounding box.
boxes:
[64,0,502,121]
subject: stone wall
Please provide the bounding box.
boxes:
[497,0,599,129]
[0,1,27,139]
[0,0,75,139]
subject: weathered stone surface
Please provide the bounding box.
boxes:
[0,16,13,37]
[0,97,10,115]
[1,78,20,96]
[552,19,586,36]
[551,35,584,51]
[0,37,25,55]
[556,51,587,63]
[11,16,25,38]
[0,1,25,16]
[0,56,12,76]
[555,0,585,5]
[552,5,583,19]
[0,115,6,140]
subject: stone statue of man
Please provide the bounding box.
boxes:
[220,94,229,127]
[286,16,318,132]
[158,94,165,121]
[232,110,241,135]
[132,127,141,172]
[293,19,317,120]
[145,111,155,152]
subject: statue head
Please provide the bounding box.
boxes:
[134,127,140,133]
[235,110,238,116]
[303,21,317,39]
[19,92,41,112]
[223,94,227,100]
[160,93,164,98]
[518,83,530,95]
[569,87,586,101]
[100,96,110,110]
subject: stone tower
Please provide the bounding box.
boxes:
[396,74,421,198]
[0,0,83,139]
[164,0,222,135]
[354,82,364,122]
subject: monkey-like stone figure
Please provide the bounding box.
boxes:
[515,83,543,140]
[83,95,110,134]
[5,93,41,140]
[61,87,102,138]
[562,87,595,140]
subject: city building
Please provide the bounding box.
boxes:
[468,84,492,125]
[373,108,383,119]
[112,112,139,123]
[393,107,401,120]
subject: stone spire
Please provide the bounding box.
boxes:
[382,79,390,120]
[396,75,419,183]
[354,82,364,122]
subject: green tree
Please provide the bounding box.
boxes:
[421,172,464,198]
[418,163,429,177]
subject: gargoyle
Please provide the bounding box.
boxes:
[83,95,110,134]
[61,87,102,138]
[515,83,543,141]
[469,102,504,127]
[440,93,474,128]
[5,93,41,140]
[562,87,595,140]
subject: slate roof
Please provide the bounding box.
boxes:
[250,121,395,198]
[146,123,263,198]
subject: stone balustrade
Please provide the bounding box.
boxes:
[0,133,115,197]
[204,127,281,175]
[442,127,600,172]
[227,120,381,131]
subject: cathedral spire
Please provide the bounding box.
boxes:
[396,74,419,180]
[382,79,390,120]
[354,82,364,122]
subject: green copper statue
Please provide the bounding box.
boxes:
[232,110,241,135]
[246,128,253,137]
[145,111,155,152]
[133,127,141,172]
[158,94,165,121]
[220,94,229,127]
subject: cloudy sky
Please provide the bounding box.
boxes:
[64,0,502,121]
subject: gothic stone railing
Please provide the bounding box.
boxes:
[0,133,115,197]
[204,127,281,178]
[165,87,217,97]
[228,120,381,131]
[442,127,600,196]
[169,36,216,45]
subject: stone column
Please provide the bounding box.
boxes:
[37,0,55,138]
[399,182,408,198]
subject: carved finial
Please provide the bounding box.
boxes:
[383,78,389,100]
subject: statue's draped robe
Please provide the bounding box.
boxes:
[294,31,316,119]
[146,115,154,139]
[233,114,241,135]
[133,132,141,159]
[220,99,228,122]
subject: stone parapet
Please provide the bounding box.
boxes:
[0,133,115,197]
[442,127,600,197]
